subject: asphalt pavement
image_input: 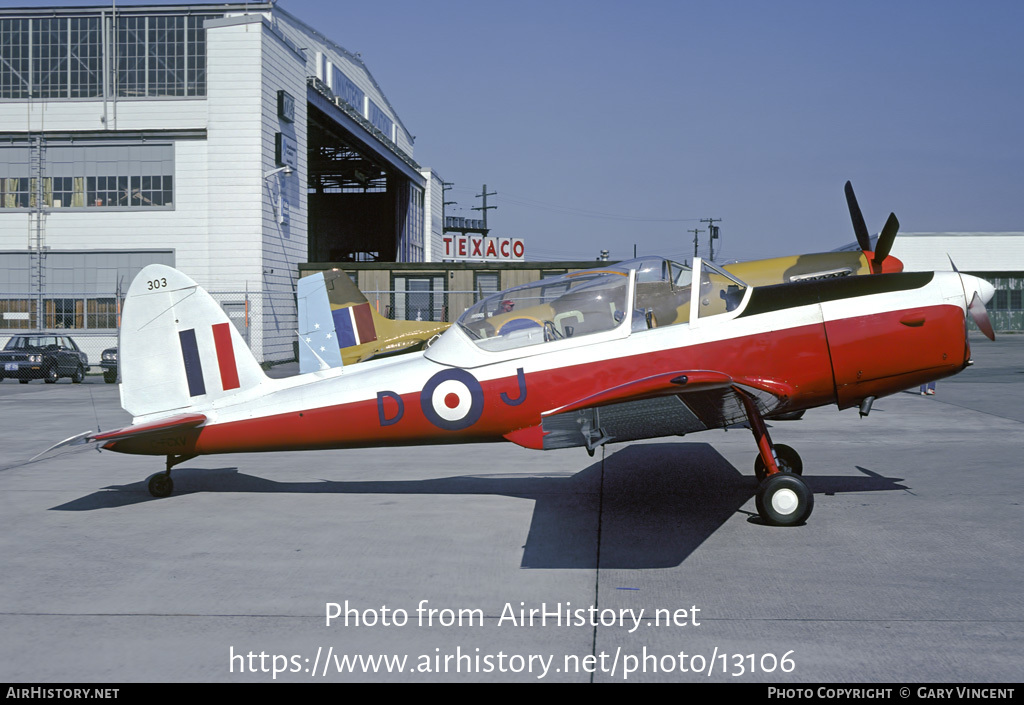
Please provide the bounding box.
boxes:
[0,333,1020,683]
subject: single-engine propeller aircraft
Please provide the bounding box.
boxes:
[722,181,904,286]
[48,249,995,527]
[299,182,898,375]
[297,268,449,371]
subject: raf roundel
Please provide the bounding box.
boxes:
[420,369,484,431]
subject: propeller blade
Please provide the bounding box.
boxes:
[844,181,872,252]
[969,292,996,341]
[872,212,900,266]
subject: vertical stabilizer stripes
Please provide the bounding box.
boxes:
[333,302,378,347]
[179,328,206,397]
[212,322,241,391]
[352,302,378,343]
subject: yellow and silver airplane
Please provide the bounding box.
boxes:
[297,269,449,372]
[299,182,900,372]
[724,181,903,286]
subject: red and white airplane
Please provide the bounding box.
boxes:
[55,254,995,526]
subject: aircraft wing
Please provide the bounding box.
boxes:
[505,370,795,451]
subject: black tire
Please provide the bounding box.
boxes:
[19,379,29,384]
[756,473,814,526]
[44,367,58,383]
[148,473,174,498]
[71,365,85,383]
[104,370,117,384]
[753,443,803,481]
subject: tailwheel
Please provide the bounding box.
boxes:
[147,473,174,498]
[756,473,813,526]
[146,454,195,498]
[753,443,803,482]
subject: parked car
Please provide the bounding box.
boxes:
[0,334,89,384]
[100,346,118,383]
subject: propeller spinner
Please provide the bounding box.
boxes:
[961,272,997,341]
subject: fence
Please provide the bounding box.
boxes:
[0,288,487,366]
[0,290,263,365]
[361,290,482,324]
[2,284,1018,368]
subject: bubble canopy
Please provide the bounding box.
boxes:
[455,257,745,353]
[457,268,631,352]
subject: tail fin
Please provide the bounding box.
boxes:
[296,271,345,373]
[119,265,266,418]
[321,269,380,348]
[296,270,379,373]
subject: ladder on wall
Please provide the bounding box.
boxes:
[28,134,47,330]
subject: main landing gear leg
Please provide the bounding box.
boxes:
[147,454,196,498]
[735,389,813,526]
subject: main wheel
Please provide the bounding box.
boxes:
[148,473,174,498]
[754,443,803,481]
[756,473,813,526]
[71,365,85,383]
[104,370,117,384]
[44,366,59,383]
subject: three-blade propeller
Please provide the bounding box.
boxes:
[845,181,900,274]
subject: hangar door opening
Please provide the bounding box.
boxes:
[307,104,423,262]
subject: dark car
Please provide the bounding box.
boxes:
[0,334,90,384]
[100,346,118,383]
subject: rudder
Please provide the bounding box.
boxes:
[119,265,266,419]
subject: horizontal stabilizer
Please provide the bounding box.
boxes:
[34,413,208,462]
[92,413,208,443]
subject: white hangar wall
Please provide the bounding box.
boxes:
[0,3,429,363]
[890,232,1024,331]
[890,233,1024,274]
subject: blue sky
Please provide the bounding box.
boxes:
[13,0,1024,261]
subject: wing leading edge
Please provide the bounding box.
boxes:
[504,370,795,451]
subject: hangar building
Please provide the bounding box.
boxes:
[0,2,446,362]
[889,232,1024,332]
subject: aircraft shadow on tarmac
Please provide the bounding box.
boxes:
[50,443,908,569]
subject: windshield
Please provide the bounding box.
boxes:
[696,260,748,318]
[4,336,58,350]
[457,270,630,351]
[611,257,694,328]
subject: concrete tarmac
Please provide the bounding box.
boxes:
[1,333,1021,683]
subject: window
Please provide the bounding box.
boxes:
[0,300,35,330]
[45,298,82,329]
[474,272,500,301]
[393,275,446,322]
[87,298,120,329]
[0,13,215,100]
[0,143,174,210]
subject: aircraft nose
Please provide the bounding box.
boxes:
[960,273,995,305]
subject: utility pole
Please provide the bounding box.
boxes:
[441,181,455,225]
[689,228,704,261]
[472,184,497,228]
[700,218,721,261]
